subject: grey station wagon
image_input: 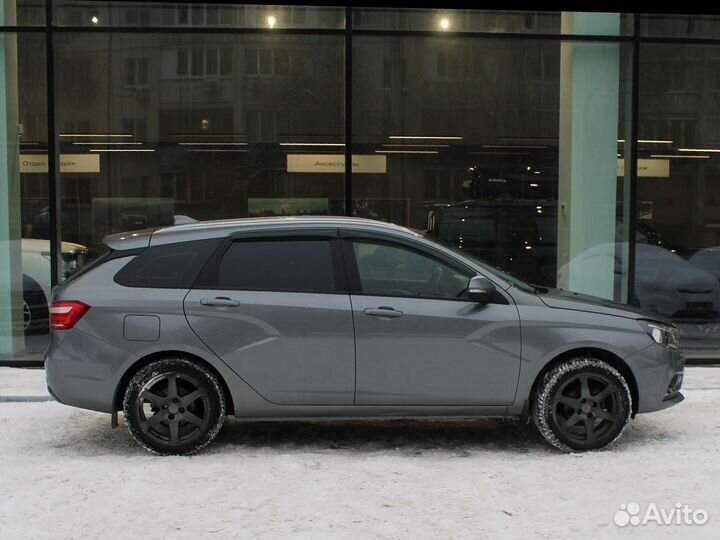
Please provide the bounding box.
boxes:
[46,217,685,454]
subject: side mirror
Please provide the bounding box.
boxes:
[466,275,496,303]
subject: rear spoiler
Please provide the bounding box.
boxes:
[102,228,157,251]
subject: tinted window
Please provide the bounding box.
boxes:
[114,239,221,288]
[353,240,470,299]
[216,240,336,292]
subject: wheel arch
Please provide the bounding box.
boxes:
[113,350,235,415]
[528,347,639,417]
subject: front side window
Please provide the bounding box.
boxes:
[352,240,470,299]
[216,239,336,292]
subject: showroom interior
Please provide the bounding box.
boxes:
[1,2,720,362]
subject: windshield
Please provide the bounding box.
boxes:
[420,230,539,293]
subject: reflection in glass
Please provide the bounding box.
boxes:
[353,35,629,301]
[53,2,344,29]
[638,43,720,358]
[54,32,345,258]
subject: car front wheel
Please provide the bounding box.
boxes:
[123,358,226,455]
[533,358,632,452]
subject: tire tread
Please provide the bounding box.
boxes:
[122,357,226,455]
[533,357,632,453]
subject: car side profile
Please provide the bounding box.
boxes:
[45,217,684,455]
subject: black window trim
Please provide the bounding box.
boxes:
[192,227,348,294]
[338,228,510,305]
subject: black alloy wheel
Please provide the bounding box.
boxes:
[533,358,632,452]
[123,358,226,455]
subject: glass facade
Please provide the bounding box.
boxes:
[1,4,720,362]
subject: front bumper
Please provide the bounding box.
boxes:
[625,342,685,414]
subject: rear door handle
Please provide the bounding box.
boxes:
[200,296,240,307]
[364,306,403,318]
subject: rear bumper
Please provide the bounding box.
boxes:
[46,383,63,404]
[45,328,135,414]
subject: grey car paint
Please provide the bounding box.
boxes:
[350,294,521,405]
[46,217,683,421]
[185,289,356,405]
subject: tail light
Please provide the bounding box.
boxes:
[50,301,90,330]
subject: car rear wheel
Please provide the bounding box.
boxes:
[123,358,226,455]
[533,358,632,452]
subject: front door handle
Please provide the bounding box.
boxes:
[200,296,240,307]
[364,306,403,318]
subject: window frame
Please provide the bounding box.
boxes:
[193,228,348,294]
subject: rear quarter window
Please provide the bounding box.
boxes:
[114,238,222,288]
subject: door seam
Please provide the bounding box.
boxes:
[348,293,358,405]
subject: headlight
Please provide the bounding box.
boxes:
[638,320,679,349]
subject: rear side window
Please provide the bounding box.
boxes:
[114,238,221,288]
[213,239,337,292]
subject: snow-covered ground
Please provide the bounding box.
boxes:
[0,367,718,540]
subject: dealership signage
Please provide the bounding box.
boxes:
[287,154,387,174]
[20,154,101,173]
[617,158,670,178]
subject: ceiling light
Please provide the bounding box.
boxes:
[617,139,673,144]
[375,150,440,154]
[389,136,462,140]
[267,15,277,28]
[59,134,133,138]
[278,143,345,147]
[382,144,450,148]
[439,18,450,30]
[89,149,155,153]
[482,145,548,149]
[91,15,99,24]
[72,142,143,146]
[678,148,720,153]
[469,151,530,155]
[178,142,248,146]
[185,149,250,153]
[651,154,710,159]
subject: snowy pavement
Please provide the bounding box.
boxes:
[0,367,718,539]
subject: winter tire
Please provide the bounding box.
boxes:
[533,358,632,452]
[123,358,226,455]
